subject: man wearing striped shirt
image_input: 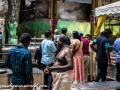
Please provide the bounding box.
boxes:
[5,33,34,90]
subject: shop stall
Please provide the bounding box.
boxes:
[94,1,120,80]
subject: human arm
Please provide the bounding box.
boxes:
[71,39,77,53]
[25,52,34,84]
[51,42,57,53]
[47,49,73,72]
[90,39,97,53]
[5,51,12,69]
[105,42,111,63]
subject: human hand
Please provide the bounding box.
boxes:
[28,81,34,90]
[30,80,34,85]
[36,59,39,65]
[44,66,50,74]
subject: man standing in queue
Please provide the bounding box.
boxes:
[90,28,112,82]
[44,35,73,90]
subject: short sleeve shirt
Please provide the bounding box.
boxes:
[93,36,110,63]
[114,38,120,63]
[41,38,57,65]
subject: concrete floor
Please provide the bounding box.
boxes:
[0,84,116,90]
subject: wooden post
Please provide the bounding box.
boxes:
[91,0,95,40]
[50,0,57,34]
[90,0,101,81]
[91,0,101,40]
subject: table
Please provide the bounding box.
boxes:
[0,68,44,85]
[73,81,120,90]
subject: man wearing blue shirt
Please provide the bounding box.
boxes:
[90,28,112,82]
[41,30,57,90]
[114,38,120,87]
[5,33,34,90]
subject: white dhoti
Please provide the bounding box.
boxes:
[52,71,72,90]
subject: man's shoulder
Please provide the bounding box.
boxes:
[115,38,120,43]
[99,36,109,42]
[8,46,17,52]
[63,48,72,54]
[82,37,89,42]
[9,46,30,54]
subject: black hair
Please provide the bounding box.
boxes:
[61,28,67,34]
[59,35,68,44]
[85,34,90,37]
[103,28,112,36]
[20,33,31,43]
[101,31,104,36]
[73,31,80,39]
[45,30,52,38]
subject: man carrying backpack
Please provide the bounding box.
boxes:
[39,30,57,90]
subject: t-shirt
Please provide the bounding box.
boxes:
[81,37,90,56]
[114,38,120,63]
[54,35,60,41]
[93,36,110,63]
[41,38,57,65]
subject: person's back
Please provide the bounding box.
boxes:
[41,38,56,65]
[6,45,31,84]
[96,36,109,63]
[82,37,90,56]
[61,28,71,45]
[5,33,34,90]
[90,28,112,82]
[41,30,57,90]
[114,38,120,84]
[114,38,120,63]
[81,37,90,82]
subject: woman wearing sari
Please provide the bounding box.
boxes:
[71,31,85,84]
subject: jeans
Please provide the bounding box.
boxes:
[116,63,120,90]
[42,63,53,90]
[95,62,108,82]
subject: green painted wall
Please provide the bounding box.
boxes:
[17,21,50,37]
[57,20,91,37]
[17,20,91,38]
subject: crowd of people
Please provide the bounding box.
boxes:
[4,28,120,90]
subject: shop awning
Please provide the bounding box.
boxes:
[95,1,120,16]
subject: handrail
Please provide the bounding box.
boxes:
[0,53,35,55]
[0,44,41,46]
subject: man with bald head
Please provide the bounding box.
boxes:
[54,29,60,44]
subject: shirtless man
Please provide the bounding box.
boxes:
[44,35,73,90]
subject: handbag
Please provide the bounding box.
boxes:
[34,44,42,65]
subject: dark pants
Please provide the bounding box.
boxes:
[116,63,120,90]
[41,63,53,90]
[95,62,108,82]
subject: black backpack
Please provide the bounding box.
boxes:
[34,45,42,65]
